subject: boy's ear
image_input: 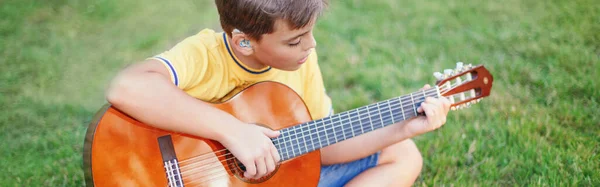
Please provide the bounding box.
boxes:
[231,33,254,56]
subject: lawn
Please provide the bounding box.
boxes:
[1,0,598,186]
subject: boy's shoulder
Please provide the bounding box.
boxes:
[177,29,224,50]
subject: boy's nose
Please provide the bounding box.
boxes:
[308,36,317,49]
[304,33,317,50]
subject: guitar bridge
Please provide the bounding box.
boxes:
[159,135,184,187]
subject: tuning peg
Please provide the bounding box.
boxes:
[434,72,444,80]
[456,62,464,70]
[477,98,482,103]
[444,69,454,76]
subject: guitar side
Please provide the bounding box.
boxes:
[82,82,322,187]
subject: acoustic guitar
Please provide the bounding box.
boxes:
[82,62,493,186]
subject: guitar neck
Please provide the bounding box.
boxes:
[273,87,440,161]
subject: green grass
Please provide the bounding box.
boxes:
[1,0,598,186]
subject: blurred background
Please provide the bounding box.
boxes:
[1,0,598,186]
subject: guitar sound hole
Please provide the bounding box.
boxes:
[237,161,246,172]
[228,156,280,183]
[225,124,280,183]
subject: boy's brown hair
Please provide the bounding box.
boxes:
[215,0,328,40]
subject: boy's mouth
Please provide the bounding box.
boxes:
[298,55,309,64]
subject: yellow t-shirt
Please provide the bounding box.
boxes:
[151,29,333,120]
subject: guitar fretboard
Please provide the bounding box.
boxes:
[272,87,439,161]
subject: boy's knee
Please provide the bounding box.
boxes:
[379,139,423,173]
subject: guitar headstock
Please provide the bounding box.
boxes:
[433,62,493,110]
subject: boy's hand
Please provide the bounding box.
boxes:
[219,124,281,179]
[403,84,452,137]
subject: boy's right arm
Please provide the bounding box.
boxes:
[105,59,280,179]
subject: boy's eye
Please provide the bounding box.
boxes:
[288,39,301,46]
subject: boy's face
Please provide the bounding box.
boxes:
[250,18,317,71]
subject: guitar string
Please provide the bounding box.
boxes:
[183,172,229,187]
[175,88,447,179]
[180,155,310,186]
[173,84,471,184]
[177,87,437,167]
[179,84,458,163]
[178,84,464,168]
[180,82,464,169]
[177,89,433,172]
[181,161,236,186]
[168,160,236,187]
[174,92,436,183]
[175,91,440,185]
[175,87,473,185]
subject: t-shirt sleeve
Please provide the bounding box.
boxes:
[302,51,334,120]
[150,35,211,91]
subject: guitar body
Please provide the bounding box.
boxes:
[83,82,321,187]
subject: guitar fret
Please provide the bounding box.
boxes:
[301,124,309,153]
[344,116,349,141]
[281,130,288,160]
[348,111,355,138]
[338,113,346,141]
[387,99,395,123]
[399,97,405,120]
[274,133,280,158]
[410,93,417,116]
[331,116,338,143]
[312,122,318,151]
[367,105,374,132]
[321,119,331,145]
[299,126,304,154]
[358,108,364,134]
[422,90,428,116]
[309,123,314,152]
[306,125,312,152]
[287,130,292,159]
[321,121,327,146]
[307,124,312,152]
[287,129,293,159]
[292,128,297,158]
[309,123,315,152]
[315,121,322,150]
[377,102,384,128]
[273,138,280,158]
[301,126,307,154]
[331,116,338,142]
[291,126,298,157]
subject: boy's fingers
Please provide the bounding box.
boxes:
[265,152,276,174]
[442,97,452,112]
[420,84,431,90]
[271,144,281,163]
[254,157,266,178]
[243,160,257,178]
[426,97,447,115]
[422,103,436,117]
[261,127,280,138]
[417,105,424,113]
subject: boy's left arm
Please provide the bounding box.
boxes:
[301,54,451,165]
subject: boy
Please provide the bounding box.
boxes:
[105,0,451,186]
